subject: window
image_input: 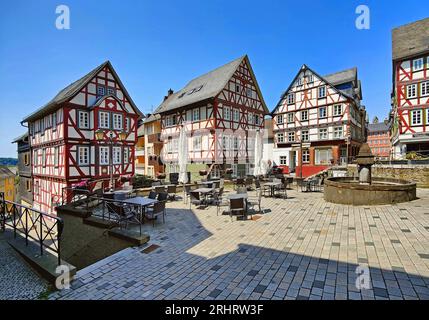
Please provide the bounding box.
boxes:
[411,110,422,125]
[413,58,424,71]
[333,104,342,116]
[301,110,308,121]
[315,149,333,165]
[54,147,59,167]
[307,74,314,83]
[193,109,200,121]
[287,112,294,123]
[113,147,121,164]
[280,156,287,165]
[301,130,309,142]
[97,86,106,97]
[34,150,38,166]
[277,133,284,143]
[42,149,46,167]
[125,117,130,132]
[235,84,241,93]
[287,93,295,104]
[231,164,238,177]
[319,128,328,140]
[407,84,417,98]
[52,112,57,131]
[99,111,110,129]
[79,111,90,129]
[26,180,31,192]
[224,107,231,121]
[254,114,260,125]
[248,112,254,125]
[113,114,123,130]
[333,126,343,139]
[124,147,129,164]
[288,132,295,142]
[233,137,239,151]
[24,153,30,166]
[233,109,240,122]
[78,146,89,166]
[302,150,310,163]
[318,86,326,98]
[222,136,229,151]
[277,114,284,125]
[296,77,303,86]
[421,81,429,97]
[246,87,252,98]
[99,147,109,165]
[319,107,327,118]
[193,136,202,151]
[107,87,116,96]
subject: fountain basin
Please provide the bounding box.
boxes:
[324,177,417,206]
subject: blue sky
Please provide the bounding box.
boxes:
[0,0,428,157]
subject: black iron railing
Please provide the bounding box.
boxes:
[0,192,64,265]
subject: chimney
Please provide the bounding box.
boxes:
[163,88,174,101]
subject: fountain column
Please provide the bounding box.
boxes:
[355,143,375,185]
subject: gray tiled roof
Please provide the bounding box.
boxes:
[22,61,142,122]
[368,122,390,132]
[0,166,15,179]
[324,67,357,86]
[155,55,268,114]
[392,17,429,60]
[12,132,29,143]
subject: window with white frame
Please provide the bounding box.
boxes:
[224,107,231,121]
[277,114,283,124]
[99,111,110,129]
[233,136,239,151]
[413,58,424,71]
[193,136,202,151]
[125,117,130,132]
[288,132,295,142]
[301,130,309,142]
[113,114,123,130]
[301,110,308,121]
[78,146,89,166]
[97,86,106,97]
[296,77,303,86]
[54,147,59,167]
[315,148,332,165]
[124,147,129,164]
[287,112,294,123]
[333,104,342,116]
[113,147,121,164]
[107,87,116,96]
[99,147,109,165]
[287,93,295,104]
[193,109,200,122]
[307,74,314,83]
[222,136,229,151]
[426,109,429,124]
[246,87,252,98]
[302,150,310,163]
[280,156,287,165]
[52,112,57,131]
[319,107,327,118]
[407,84,417,98]
[421,81,429,97]
[333,126,343,138]
[319,128,328,140]
[42,149,46,167]
[233,109,240,122]
[411,109,422,125]
[248,112,254,125]
[277,133,284,143]
[79,111,89,129]
[318,86,326,98]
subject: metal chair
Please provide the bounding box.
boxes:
[154,186,166,194]
[167,185,177,201]
[247,189,262,216]
[145,201,166,227]
[106,201,139,229]
[245,177,254,191]
[183,185,193,204]
[157,192,168,202]
[189,191,203,209]
[148,191,157,200]
[229,198,246,221]
[212,189,229,216]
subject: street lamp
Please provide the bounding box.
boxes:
[95,129,127,192]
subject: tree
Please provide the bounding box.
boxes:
[372,116,379,124]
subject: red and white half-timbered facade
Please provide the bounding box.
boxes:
[272,65,366,178]
[157,55,269,178]
[391,18,429,159]
[23,61,141,213]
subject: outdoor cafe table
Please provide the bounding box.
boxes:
[227,193,248,200]
[194,188,215,205]
[262,182,282,197]
[122,197,158,222]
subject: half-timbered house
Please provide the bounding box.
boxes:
[391,18,429,159]
[271,65,366,178]
[156,55,269,180]
[22,61,142,213]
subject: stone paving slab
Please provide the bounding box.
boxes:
[49,188,429,300]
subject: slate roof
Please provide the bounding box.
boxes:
[155,55,268,114]
[392,17,429,61]
[324,67,357,86]
[368,122,390,133]
[12,132,29,144]
[0,166,15,179]
[22,61,142,123]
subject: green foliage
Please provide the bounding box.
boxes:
[132,175,156,188]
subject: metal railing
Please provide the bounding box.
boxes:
[0,192,64,265]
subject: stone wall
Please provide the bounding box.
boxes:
[346,164,429,188]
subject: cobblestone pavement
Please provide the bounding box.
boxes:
[50,188,429,300]
[0,235,48,300]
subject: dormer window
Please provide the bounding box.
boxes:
[97,85,106,97]
[413,58,424,71]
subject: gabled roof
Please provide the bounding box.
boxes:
[155,55,269,114]
[272,65,361,114]
[0,166,15,179]
[368,122,390,132]
[22,61,142,123]
[392,17,429,61]
[12,132,29,144]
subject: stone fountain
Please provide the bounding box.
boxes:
[324,143,417,205]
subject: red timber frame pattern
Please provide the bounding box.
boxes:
[395,55,429,135]
[30,64,139,214]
